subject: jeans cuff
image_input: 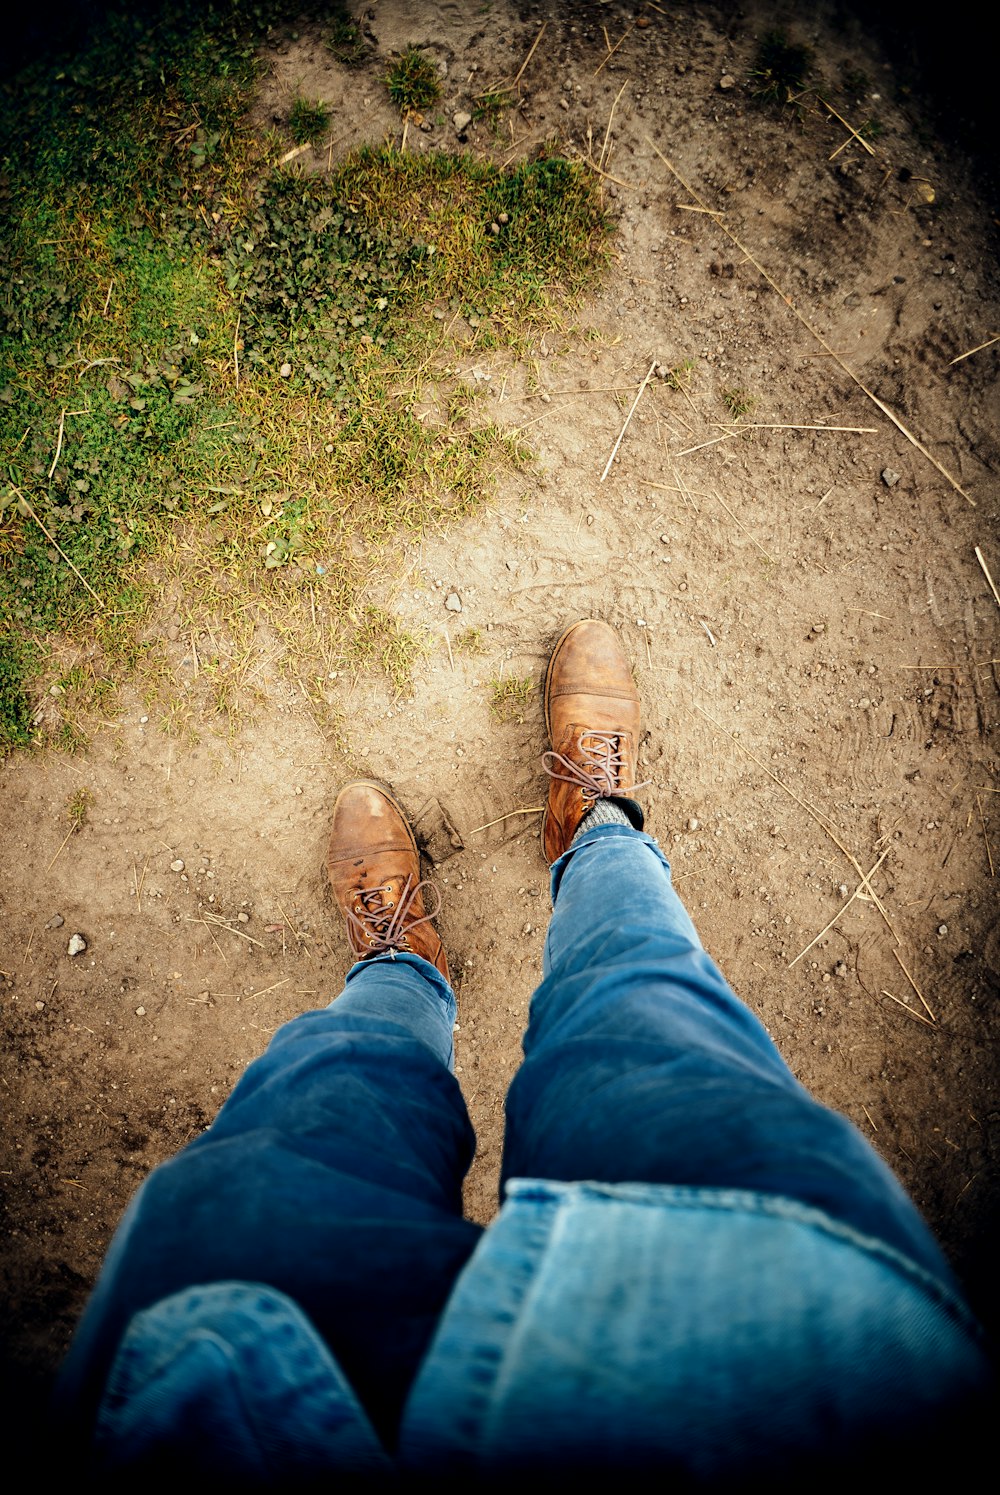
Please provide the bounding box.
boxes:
[549,821,672,902]
[342,949,456,1011]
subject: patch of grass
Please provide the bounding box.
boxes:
[721,387,757,419]
[288,97,332,145]
[474,89,513,132]
[0,6,609,754]
[454,625,484,654]
[840,64,869,98]
[385,47,442,116]
[349,605,427,694]
[327,6,369,67]
[489,674,532,723]
[749,32,814,108]
[66,785,95,828]
[663,359,697,391]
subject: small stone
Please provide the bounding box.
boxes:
[559,97,570,111]
[719,74,737,90]
[453,110,472,133]
[445,592,462,612]
[834,962,848,978]
[171,859,185,872]
[937,923,948,936]
[498,212,509,225]
[811,622,826,634]
[881,468,900,487]
[67,934,87,957]
[660,533,670,544]
[858,696,871,709]
[522,922,533,935]
[687,817,700,832]
[46,914,65,930]
[586,513,595,526]
[237,911,250,924]
[490,221,500,235]
[135,1006,146,1017]
[35,1001,45,1011]
[279,362,292,378]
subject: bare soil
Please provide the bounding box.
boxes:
[3,0,998,1433]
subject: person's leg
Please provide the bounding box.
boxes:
[503,620,954,1282]
[60,785,481,1446]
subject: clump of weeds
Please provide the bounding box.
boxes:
[385,47,441,116]
[0,5,610,754]
[721,387,758,420]
[474,88,514,132]
[288,96,332,144]
[327,6,369,67]
[455,625,484,655]
[749,32,814,109]
[489,675,533,723]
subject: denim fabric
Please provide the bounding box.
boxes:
[58,823,991,1476]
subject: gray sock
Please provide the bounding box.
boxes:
[571,798,633,845]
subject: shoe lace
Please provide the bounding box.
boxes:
[345,875,441,957]
[542,730,648,804]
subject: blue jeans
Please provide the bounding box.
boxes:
[58,826,990,1472]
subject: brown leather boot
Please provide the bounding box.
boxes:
[327,780,450,981]
[541,619,644,863]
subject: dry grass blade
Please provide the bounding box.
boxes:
[469,806,544,834]
[647,141,976,507]
[12,489,104,606]
[819,96,876,158]
[891,948,937,1023]
[695,703,900,943]
[787,847,890,967]
[600,359,657,480]
[974,546,1000,608]
[949,334,999,365]
[879,988,937,1029]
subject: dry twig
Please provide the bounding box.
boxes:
[892,948,937,1023]
[949,334,999,365]
[469,806,544,835]
[695,703,900,943]
[648,141,976,506]
[974,546,1000,608]
[600,359,657,480]
[879,988,936,1029]
[788,847,890,967]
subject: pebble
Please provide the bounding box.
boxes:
[445,592,462,612]
[237,911,250,924]
[279,362,292,378]
[660,533,670,544]
[938,923,948,936]
[687,817,700,832]
[35,1001,45,1011]
[881,468,900,487]
[171,859,185,872]
[453,110,472,133]
[47,914,65,930]
[67,934,87,957]
[135,1006,146,1017]
[719,74,736,90]
[834,962,848,978]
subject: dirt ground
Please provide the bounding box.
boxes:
[3,0,999,1426]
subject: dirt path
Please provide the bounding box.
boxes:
[3,0,998,1418]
